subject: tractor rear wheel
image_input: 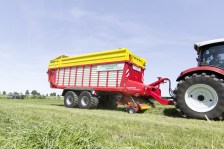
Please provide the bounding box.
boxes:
[64,91,79,108]
[174,73,224,120]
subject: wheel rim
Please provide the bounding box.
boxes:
[66,95,73,105]
[185,84,218,112]
[128,108,135,114]
[81,96,89,106]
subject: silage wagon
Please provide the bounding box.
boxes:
[47,48,173,113]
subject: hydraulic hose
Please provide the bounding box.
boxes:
[167,79,174,97]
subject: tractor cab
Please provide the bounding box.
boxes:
[195,39,224,69]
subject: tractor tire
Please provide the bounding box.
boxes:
[174,73,224,120]
[78,91,99,109]
[64,91,79,108]
[99,95,118,109]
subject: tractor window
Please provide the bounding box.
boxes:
[201,44,224,69]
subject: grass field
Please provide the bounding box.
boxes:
[0,98,224,148]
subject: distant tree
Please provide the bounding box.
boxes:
[3,91,6,95]
[50,92,56,96]
[14,92,19,95]
[25,90,30,96]
[46,94,48,96]
[53,92,56,96]
[31,90,38,96]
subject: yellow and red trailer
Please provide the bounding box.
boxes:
[47,48,173,113]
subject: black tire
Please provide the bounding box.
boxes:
[78,91,99,109]
[64,91,79,108]
[174,73,224,120]
[91,97,99,109]
[127,107,136,114]
[99,94,118,109]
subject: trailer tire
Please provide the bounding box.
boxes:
[78,91,99,109]
[64,91,79,108]
[174,73,224,120]
[91,97,99,109]
[127,107,136,114]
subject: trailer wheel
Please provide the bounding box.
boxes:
[78,91,99,109]
[64,91,79,108]
[91,97,99,108]
[174,73,224,120]
[127,107,136,114]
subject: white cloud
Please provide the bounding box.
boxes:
[0,45,14,59]
[70,7,91,19]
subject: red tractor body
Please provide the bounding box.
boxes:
[174,38,224,119]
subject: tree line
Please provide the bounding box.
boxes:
[0,90,60,99]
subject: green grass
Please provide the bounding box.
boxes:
[0,98,224,148]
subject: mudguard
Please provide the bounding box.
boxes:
[176,66,224,81]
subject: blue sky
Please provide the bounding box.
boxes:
[0,0,223,95]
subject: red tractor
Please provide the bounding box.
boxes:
[174,38,224,120]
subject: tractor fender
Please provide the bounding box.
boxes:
[176,66,224,81]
